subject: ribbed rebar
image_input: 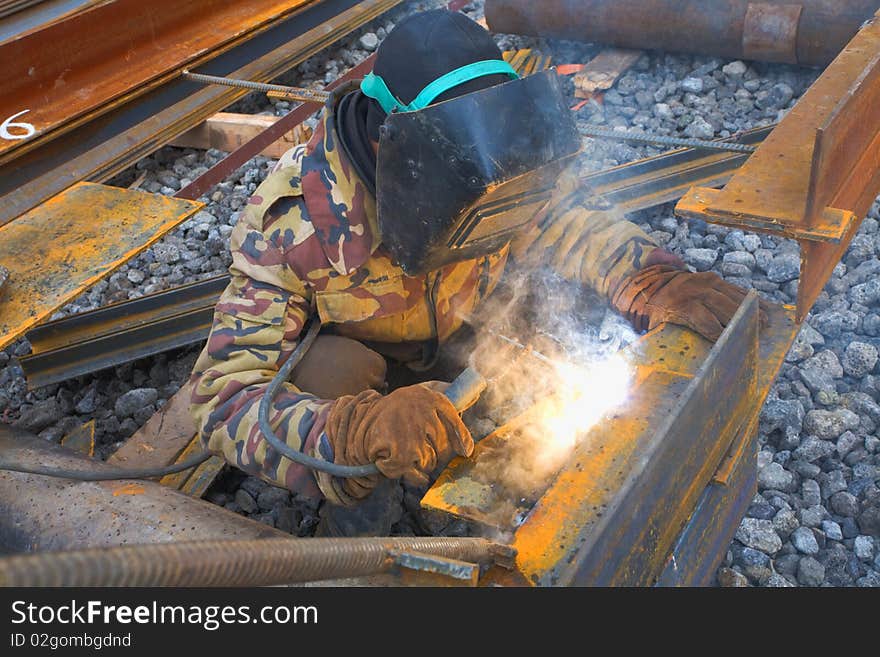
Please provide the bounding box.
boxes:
[578,124,757,153]
[0,537,512,587]
[182,70,331,104]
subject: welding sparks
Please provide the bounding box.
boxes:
[535,352,632,465]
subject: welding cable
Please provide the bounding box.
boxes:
[257,320,382,479]
[578,123,757,153]
[0,450,213,481]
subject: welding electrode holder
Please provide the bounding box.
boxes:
[257,321,488,479]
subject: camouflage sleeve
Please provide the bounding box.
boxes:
[189,194,330,500]
[510,170,682,299]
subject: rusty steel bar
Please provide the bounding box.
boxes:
[182,70,332,104]
[485,0,879,67]
[0,0,320,164]
[177,56,378,201]
[0,537,508,586]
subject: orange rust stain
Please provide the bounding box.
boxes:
[511,415,648,581]
[112,483,146,496]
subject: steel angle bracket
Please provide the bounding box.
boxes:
[677,11,880,321]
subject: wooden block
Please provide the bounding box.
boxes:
[574,48,643,99]
[108,382,196,470]
[171,112,312,159]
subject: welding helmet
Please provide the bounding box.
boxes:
[360,11,581,275]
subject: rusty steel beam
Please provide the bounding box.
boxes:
[485,0,878,67]
[19,276,226,389]
[0,0,321,164]
[0,182,202,352]
[678,11,880,321]
[0,1,99,40]
[424,294,801,586]
[0,0,403,227]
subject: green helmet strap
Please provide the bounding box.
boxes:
[361,59,519,114]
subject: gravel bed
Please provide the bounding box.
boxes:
[1,1,878,585]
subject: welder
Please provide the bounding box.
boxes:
[189,9,750,534]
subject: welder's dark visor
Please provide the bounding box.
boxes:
[376,70,581,276]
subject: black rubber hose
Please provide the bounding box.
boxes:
[257,320,382,478]
[0,450,213,480]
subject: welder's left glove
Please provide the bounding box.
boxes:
[611,264,752,342]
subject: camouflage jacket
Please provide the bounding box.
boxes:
[190,85,672,501]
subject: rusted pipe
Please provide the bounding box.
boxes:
[0,427,286,553]
[0,537,509,586]
[485,0,879,67]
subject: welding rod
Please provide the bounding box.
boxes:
[182,70,331,104]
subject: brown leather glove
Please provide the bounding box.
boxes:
[321,385,474,503]
[612,264,752,342]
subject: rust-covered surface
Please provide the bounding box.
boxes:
[0,182,202,351]
[677,10,880,320]
[425,294,800,586]
[0,427,285,553]
[485,0,878,67]
[0,0,317,163]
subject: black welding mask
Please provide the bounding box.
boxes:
[365,67,581,275]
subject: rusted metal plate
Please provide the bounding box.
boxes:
[0,427,285,553]
[573,48,642,99]
[60,419,95,457]
[656,304,797,586]
[0,182,202,352]
[655,436,758,587]
[742,3,802,65]
[0,0,317,164]
[678,11,880,320]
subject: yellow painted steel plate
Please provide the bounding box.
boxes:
[0,182,202,351]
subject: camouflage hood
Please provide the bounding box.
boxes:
[298,83,383,276]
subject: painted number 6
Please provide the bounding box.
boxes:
[1,109,36,140]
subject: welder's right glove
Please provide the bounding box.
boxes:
[314,385,474,506]
[611,264,753,342]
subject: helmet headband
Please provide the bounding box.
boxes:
[361,59,519,114]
